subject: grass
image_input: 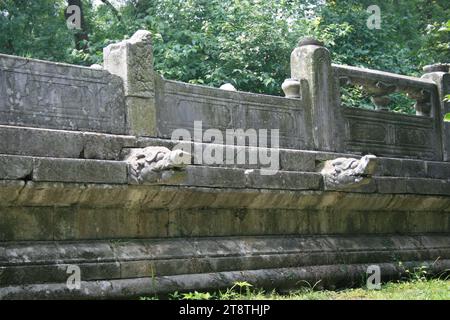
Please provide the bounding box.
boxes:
[141,268,450,300]
[228,279,450,300]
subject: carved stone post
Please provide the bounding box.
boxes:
[290,38,341,151]
[103,30,156,137]
[422,64,450,161]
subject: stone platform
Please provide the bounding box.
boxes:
[1,235,449,299]
[0,31,449,299]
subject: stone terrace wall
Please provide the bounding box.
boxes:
[0,54,126,134]
[0,31,449,299]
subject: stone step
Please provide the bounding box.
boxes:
[2,125,450,179]
[0,155,127,184]
[0,125,135,160]
[0,154,449,197]
[3,261,449,299]
[0,234,449,298]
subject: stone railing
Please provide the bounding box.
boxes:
[332,64,444,160]
[334,64,437,115]
[0,31,449,161]
[285,38,449,161]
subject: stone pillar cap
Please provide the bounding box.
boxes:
[129,29,152,44]
[423,63,450,73]
[297,37,324,47]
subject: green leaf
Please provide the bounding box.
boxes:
[233,281,253,288]
[444,113,450,122]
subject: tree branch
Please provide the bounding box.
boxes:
[100,0,122,22]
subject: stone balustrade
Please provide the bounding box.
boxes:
[0,31,449,299]
[334,64,437,115]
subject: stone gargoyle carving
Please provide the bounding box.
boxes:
[320,155,377,190]
[125,146,191,184]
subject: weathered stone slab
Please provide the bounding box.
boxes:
[376,158,427,177]
[279,149,316,171]
[77,184,148,208]
[405,178,450,196]
[0,54,126,134]
[341,107,441,160]
[133,164,322,190]
[0,182,449,242]
[0,180,25,205]
[245,170,322,190]
[0,234,446,282]
[16,182,85,207]
[0,207,54,241]
[82,132,136,160]
[0,125,85,158]
[0,155,33,180]
[156,79,312,150]
[0,262,122,286]
[332,193,393,211]
[182,166,246,188]
[426,161,450,179]
[0,125,137,160]
[376,177,450,196]
[375,177,408,194]
[32,158,127,184]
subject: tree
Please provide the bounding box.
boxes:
[0,0,71,61]
[0,0,448,99]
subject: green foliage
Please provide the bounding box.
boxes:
[0,0,448,107]
[404,265,430,282]
[444,113,450,122]
[151,265,449,300]
[168,281,261,300]
[142,278,450,300]
[219,281,255,299]
[0,0,72,61]
[389,93,416,115]
[341,86,375,110]
[179,291,213,300]
[121,0,321,94]
[319,0,449,75]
